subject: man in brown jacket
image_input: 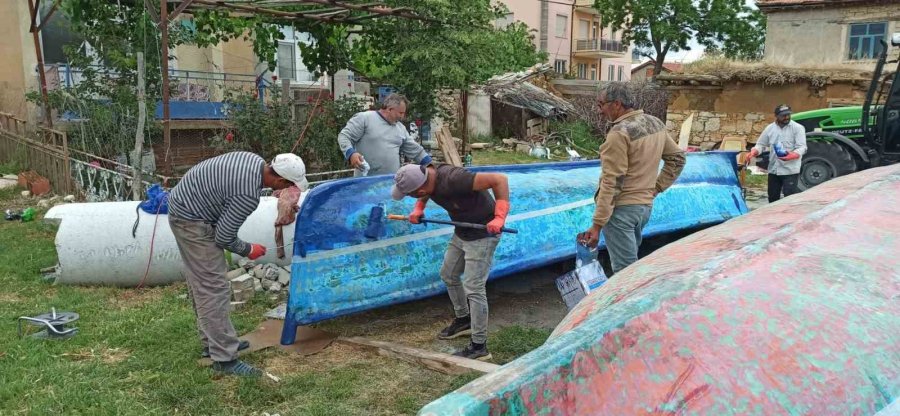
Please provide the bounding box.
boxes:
[578,82,686,274]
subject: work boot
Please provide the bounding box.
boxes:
[453,342,492,361]
[201,340,250,358]
[438,316,472,340]
[211,359,263,378]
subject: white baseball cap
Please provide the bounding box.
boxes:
[271,153,309,191]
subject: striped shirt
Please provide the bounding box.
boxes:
[169,152,265,256]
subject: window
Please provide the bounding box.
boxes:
[578,19,590,40]
[632,49,642,62]
[556,14,568,38]
[618,66,624,81]
[495,12,514,29]
[608,64,614,81]
[277,42,296,80]
[554,59,567,74]
[590,64,597,80]
[848,22,887,60]
[577,63,587,79]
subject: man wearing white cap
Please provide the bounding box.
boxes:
[168,151,308,377]
[746,104,807,202]
[392,163,510,361]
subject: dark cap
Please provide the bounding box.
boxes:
[775,104,792,116]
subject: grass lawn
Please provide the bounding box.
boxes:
[0,179,551,415]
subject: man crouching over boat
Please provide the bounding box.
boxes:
[169,151,308,377]
[391,163,510,361]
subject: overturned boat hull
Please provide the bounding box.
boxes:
[419,164,900,415]
[282,152,748,343]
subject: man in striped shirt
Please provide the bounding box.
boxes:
[168,151,308,377]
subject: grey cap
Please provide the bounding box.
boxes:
[391,164,428,200]
[775,104,792,116]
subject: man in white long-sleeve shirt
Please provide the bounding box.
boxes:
[746,104,808,203]
[337,93,432,176]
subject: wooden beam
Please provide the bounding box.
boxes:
[35,0,62,33]
[144,0,160,24]
[189,0,351,23]
[336,337,500,375]
[168,0,197,22]
[280,0,433,22]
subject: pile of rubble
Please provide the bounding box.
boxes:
[227,259,291,308]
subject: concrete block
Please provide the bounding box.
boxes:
[263,265,280,281]
[253,278,263,292]
[230,301,246,310]
[230,274,254,292]
[225,268,245,280]
[237,258,255,270]
[250,264,265,278]
[277,270,291,286]
[269,282,282,292]
[231,287,254,302]
[260,278,275,290]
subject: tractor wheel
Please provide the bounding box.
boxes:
[799,140,858,190]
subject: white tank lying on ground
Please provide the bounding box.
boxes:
[43,195,306,287]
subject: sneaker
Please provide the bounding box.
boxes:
[453,342,492,361]
[438,316,472,340]
[211,359,263,377]
[201,340,250,358]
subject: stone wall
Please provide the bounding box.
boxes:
[660,74,872,147]
[666,111,768,149]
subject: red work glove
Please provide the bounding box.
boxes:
[778,151,800,161]
[409,199,427,224]
[744,148,759,165]
[486,200,510,235]
[247,243,267,260]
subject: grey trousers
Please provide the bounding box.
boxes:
[439,234,500,344]
[602,204,652,274]
[169,216,240,362]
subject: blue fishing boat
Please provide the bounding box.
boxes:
[282,152,747,344]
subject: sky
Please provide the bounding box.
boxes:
[661,0,759,63]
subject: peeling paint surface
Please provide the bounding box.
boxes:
[419,164,900,416]
[282,153,747,343]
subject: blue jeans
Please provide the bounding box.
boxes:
[602,204,652,274]
[439,234,500,344]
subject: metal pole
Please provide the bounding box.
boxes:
[160,0,172,175]
[28,0,53,128]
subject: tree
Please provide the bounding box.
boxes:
[593,0,765,77]
[192,0,545,120]
[58,0,544,123]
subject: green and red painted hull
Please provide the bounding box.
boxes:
[420,164,900,415]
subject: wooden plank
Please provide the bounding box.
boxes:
[336,336,500,375]
[437,126,462,167]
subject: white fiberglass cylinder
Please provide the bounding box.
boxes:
[43,195,304,287]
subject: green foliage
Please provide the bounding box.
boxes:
[213,92,367,172]
[60,0,164,96]
[549,119,602,156]
[593,0,765,75]
[25,89,160,159]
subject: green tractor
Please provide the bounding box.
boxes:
[789,33,900,189]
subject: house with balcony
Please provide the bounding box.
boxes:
[570,0,632,81]
[494,0,632,81]
[758,0,900,70]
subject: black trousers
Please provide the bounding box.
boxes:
[768,173,800,203]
